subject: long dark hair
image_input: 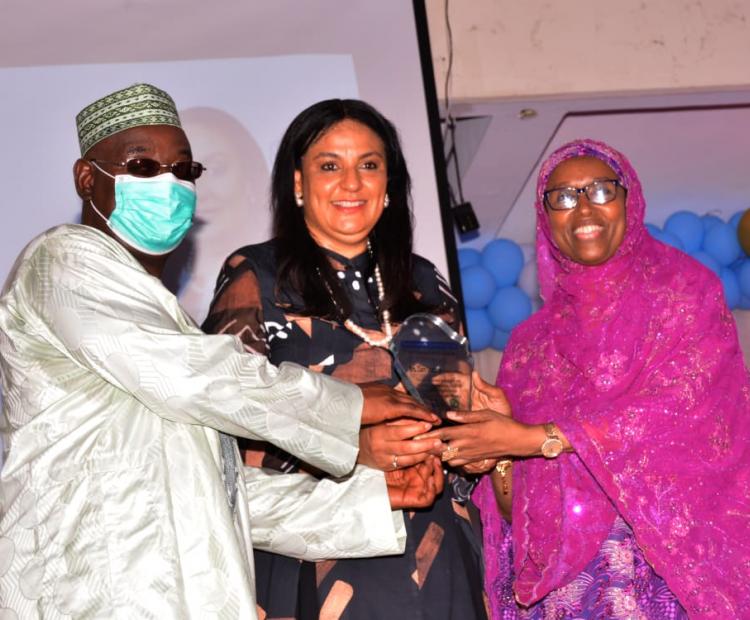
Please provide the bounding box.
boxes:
[271,98,428,321]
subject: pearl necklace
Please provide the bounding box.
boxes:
[345,257,393,348]
[321,241,393,348]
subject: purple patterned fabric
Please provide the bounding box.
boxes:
[474,478,519,620]
[475,479,688,619]
[476,139,750,619]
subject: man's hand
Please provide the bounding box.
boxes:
[360,383,439,426]
[385,457,444,510]
[358,420,442,471]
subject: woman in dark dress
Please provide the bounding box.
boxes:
[203,99,487,620]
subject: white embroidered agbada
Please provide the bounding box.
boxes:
[0,224,405,619]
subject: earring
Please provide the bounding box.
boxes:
[384,194,390,208]
[295,192,304,208]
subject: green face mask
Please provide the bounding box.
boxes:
[90,163,196,255]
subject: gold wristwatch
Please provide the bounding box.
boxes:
[541,423,563,458]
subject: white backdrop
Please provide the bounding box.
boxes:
[1,55,363,320]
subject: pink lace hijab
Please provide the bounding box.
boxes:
[474,139,750,618]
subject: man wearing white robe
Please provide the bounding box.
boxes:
[0,84,441,618]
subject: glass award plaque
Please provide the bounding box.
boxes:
[390,313,473,420]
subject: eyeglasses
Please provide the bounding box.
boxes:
[543,179,624,211]
[90,158,206,181]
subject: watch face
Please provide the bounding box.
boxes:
[541,438,563,458]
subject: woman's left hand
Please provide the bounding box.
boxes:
[461,457,498,475]
[470,372,512,415]
[431,371,512,414]
[417,409,543,466]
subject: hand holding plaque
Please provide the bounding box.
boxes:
[390,313,473,421]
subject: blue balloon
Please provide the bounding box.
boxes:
[730,256,745,271]
[466,308,494,351]
[645,223,661,237]
[738,261,750,297]
[664,211,704,253]
[720,267,741,309]
[460,265,495,309]
[691,251,721,276]
[481,239,525,288]
[491,328,511,351]
[457,248,481,269]
[704,222,742,266]
[730,210,746,230]
[702,214,724,235]
[653,230,685,251]
[487,286,532,332]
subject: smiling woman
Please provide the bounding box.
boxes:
[202,99,486,619]
[543,156,627,266]
[426,139,750,618]
[294,118,388,257]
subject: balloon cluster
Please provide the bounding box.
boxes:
[458,209,750,352]
[648,209,750,310]
[458,239,539,352]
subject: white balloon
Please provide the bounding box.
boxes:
[519,242,536,264]
[518,258,540,304]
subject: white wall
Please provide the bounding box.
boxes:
[423,0,750,371]
[426,0,750,101]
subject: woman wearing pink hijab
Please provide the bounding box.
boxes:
[427,139,750,618]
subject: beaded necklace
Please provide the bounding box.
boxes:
[319,240,393,348]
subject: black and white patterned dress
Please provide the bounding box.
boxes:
[203,239,487,620]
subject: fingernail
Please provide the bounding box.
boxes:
[446,411,459,419]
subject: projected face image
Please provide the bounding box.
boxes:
[168,107,270,321]
[181,107,269,221]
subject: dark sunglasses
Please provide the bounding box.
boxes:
[90,158,206,181]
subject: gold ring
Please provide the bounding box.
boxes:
[441,445,459,461]
[391,454,399,470]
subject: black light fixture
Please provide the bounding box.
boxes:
[452,201,479,234]
[444,116,480,236]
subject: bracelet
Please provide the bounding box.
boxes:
[495,459,512,495]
